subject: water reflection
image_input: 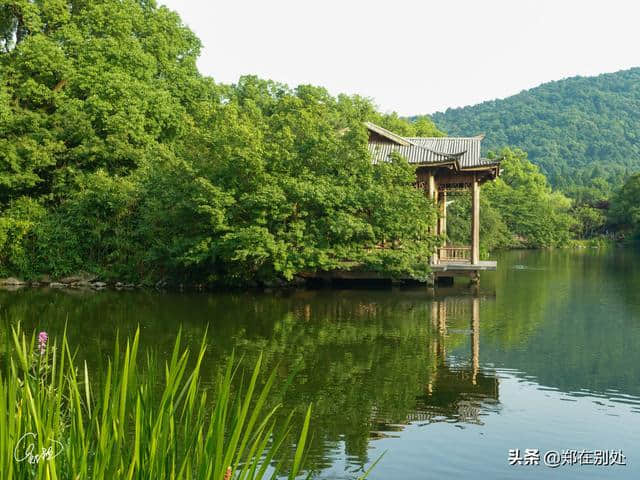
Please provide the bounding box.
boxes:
[372,295,500,439]
[0,287,502,473]
[2,248,640,479]
[421,297,498,425]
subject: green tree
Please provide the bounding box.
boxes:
[0,3,441,284]
[484,148,576,247]
[371,112,444,137]
[571,206,605,238]
[609,173,640,241]
[0,0,204,206]
[447,148,576,250]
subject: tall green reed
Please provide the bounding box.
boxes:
[0,325,322,479]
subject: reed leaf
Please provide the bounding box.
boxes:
[0,325,368,480]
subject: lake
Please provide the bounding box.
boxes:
[1,248,639,479]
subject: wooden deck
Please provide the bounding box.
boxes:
[300,259,497,285]
[431,260,497,277]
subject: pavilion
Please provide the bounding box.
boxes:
[366,122,501,280]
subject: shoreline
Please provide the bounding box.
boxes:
[0,241,624,293]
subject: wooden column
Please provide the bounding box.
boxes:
[471,175,480,265]
[427,173,436,200]
[428,173,438,264]
[438,190,447,238]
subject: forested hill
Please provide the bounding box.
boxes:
[430,68,640,189]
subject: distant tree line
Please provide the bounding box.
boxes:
[430,68,640,190]
[428,67,640,247]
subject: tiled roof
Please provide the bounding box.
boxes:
[366,123,499,170]
[407,137,483,168]
[368,141,457,165]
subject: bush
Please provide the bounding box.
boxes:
[0,197,45,277]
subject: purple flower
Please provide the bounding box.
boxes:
[38,331,48,355]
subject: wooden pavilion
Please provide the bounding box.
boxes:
[366,122,501,280]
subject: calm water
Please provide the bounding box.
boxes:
[1,248,639,479]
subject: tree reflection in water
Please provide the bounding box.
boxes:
[0,287,503,475]
[3,249,640,477]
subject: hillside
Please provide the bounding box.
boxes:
[430,68,640,189]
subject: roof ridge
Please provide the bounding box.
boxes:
[364,121,411,146]
[406,136,484,140]
[409,142,461,160]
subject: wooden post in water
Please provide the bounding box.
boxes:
[431,300,438,329]
[438,300,447,335]
[471,175,480,265]
[471,297,480,385]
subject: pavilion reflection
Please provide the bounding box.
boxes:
[372,295,499,435]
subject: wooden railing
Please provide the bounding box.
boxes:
[438,246,471,263]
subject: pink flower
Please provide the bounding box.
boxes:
[38,331,48,355]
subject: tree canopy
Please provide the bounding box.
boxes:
[608,173,640,242]
[0,0,439,284]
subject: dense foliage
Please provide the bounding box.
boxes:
[371,113,444,138]
[431,68,640,189]
[608,173,640,242]
[0,0,438,284]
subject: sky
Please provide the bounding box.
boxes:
[159,0,640,116]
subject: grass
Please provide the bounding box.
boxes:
[0,324,339,479]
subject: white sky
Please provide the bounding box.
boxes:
[160,0,640,116]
